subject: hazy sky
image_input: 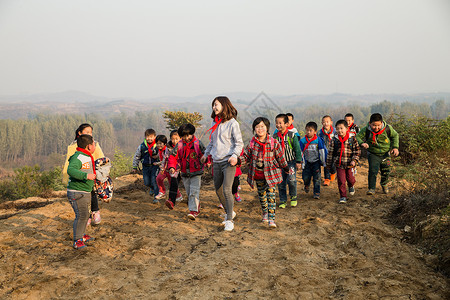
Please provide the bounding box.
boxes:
[1,0,449,99]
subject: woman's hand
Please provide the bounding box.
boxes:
[228,156,237,166]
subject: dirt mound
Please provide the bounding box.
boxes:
[0,164,449,299]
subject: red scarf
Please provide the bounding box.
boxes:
[76,147,96,175]
[144,139,156,150]
[277,130,289,152]
[252,135,269,161]
[158,146,166,161]
[338,131,350,166]
[302,134,317,153]
[287,124,294,130]
[371,127,386,144]
[183,136,197,159]
[321,127,334,141]
[206,116,222,140]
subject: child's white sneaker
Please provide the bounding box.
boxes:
[224,220,234,231]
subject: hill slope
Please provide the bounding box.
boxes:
[0,163,448,299]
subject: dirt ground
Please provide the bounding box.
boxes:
[0,162,449,299]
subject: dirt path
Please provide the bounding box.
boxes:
[0,163,449,299]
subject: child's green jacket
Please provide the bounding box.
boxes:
[356,121,399,155]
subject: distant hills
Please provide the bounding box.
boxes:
[0,90,449,120]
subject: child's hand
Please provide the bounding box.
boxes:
[361,143,369,149]
[87,173,96,180]
[169,168,175,175]
[228,156,237,166]
[391,148,399,156]
[200,156,207,164]
[349,160,356,167]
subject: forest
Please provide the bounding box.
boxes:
[0,99,447,171]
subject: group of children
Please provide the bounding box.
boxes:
[64,97,399,249]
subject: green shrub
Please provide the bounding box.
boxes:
[0,165,65,203]
[110,148,133,178]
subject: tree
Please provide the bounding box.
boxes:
[163,111,203,131]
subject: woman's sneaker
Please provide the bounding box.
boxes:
[349,186,355,195]
[155,192,166,200]
[73,239,86,249]
[261,213,269,223]
[221,211,237,225]
[224,220,234,231]
[339,197,347,204]
[268,220,277,228]
[91,211,101,225]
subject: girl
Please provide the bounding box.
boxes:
[63,123,104,225]
[201,96,244,231]
[240,117,289,228]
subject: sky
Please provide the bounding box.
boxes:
[0,0,449,99]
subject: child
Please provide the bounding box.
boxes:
[201,96,244,232]
[63,123,104,225]
[345,113,360,138]
[240,117,289,228]
[66,134,97,249]
[168,124,206,219]
[132,129,159,203]
[163,130,183,209]
[154,135,169,201]
[356,113,399,195]
[299,122,328,199]
[273,114,302,208]
[326,120,361,203]
[318,115,337,186]
[274,112,301,139]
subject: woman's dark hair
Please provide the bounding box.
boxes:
[178,123,196,137]
[252,117,270,133]
[155,135,167,144]
[369,113,383,123]
[75,123,93,140]
[211,96,238,121]
[335,119,348,128]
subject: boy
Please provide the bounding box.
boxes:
[132,129,159,203]
[326,120,361,204]
[168,124,206,219]
[299,122,328,199]
[273,114,302,208]
[67,134,97,249]
[356,113,399,195]
[318,115,337,186]
[345,113,360,138]
[274,112,301,139]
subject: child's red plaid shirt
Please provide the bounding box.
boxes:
[240,135,288,188]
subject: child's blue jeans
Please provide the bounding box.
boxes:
[67,190,91,241]
[143,165,159,196]
[278,160,298,204]
[302,160,321,195]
